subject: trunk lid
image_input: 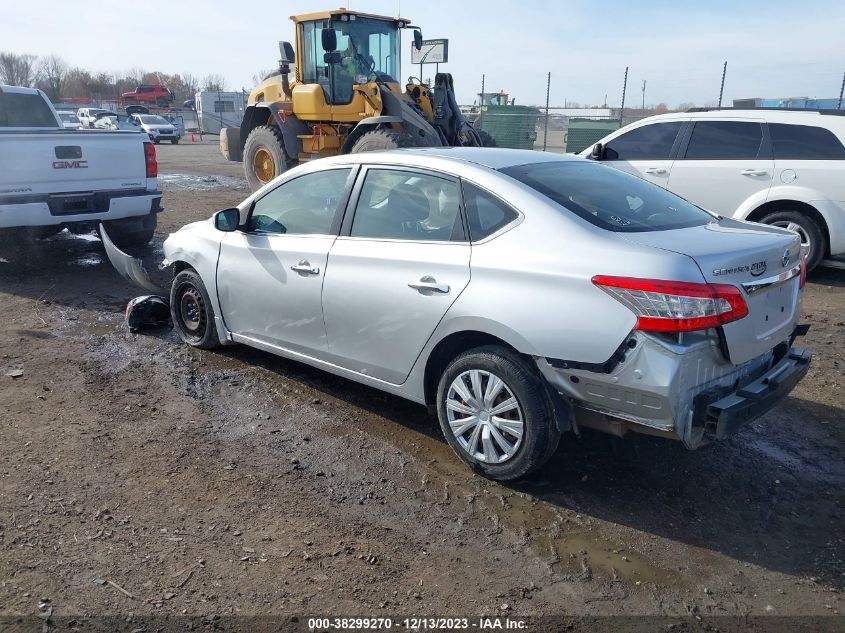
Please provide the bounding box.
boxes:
[621,218,802,364]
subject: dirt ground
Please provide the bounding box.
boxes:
[1,141,843,629]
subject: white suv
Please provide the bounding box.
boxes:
[581,109,845,269]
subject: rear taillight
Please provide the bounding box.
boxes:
[592,275,749,333]
[799,253,807,289]
[144,142,157,177]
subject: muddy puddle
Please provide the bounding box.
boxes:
[158,172,247,191]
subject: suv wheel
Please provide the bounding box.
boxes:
[170,269,220,349]
[759,210,825,271]
[436,345,560,480]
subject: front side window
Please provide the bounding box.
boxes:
[462,182,519,241]
[604,122,683,161]
[248,168,351,235]
[769,123,845,160]
[502,161,713,233]
[213,100,235,113]
[350,169,463,241]
[683,121,763,160]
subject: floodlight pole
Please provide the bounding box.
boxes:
[619,66,628,125]
[718,61,727,107]
[479,73,485,126]
[543,72,551,151]
[839,70,845,110]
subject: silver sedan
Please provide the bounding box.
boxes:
[161,148,811,480]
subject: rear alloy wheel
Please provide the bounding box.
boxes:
[437,345,560,480]
[759,210,825,271]
[243,125,292,191]
[170,269,220,349]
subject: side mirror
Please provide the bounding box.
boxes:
[321,28,337,52]
[323,51,342,65]
[413,29,423,51]
[214,208,240,232]
[279,40,295,65]
[590,142,604,161]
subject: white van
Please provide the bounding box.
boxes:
[581,109,845,269]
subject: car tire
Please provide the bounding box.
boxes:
[436,345,561,481]
[170,269,220,349]
[759,210,826,271]
[475,129,497,147]
[171,139,179,145]
[101,213,157,248]
[153,139,160,144]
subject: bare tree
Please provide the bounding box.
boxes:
[201,74,226,92]
[0,52,39,87]
[180,72,199,99]
[37,55,67,100]
[251,68,276,86]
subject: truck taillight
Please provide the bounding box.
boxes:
[144,142,157,177]
[592,276,749,333]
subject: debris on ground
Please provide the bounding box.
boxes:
[125,295,171,333]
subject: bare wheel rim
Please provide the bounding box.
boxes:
[179,286,206,335]
[446,369,524,464]
[253,147,276,184]
[771,220,812,259]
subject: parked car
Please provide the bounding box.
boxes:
[125,104,150,117]
[182,98,195,110]
[122,84,174,106]
[131,114,180,144]
[0,85,162,248]
[128,148,810,480]
[56,109,82,130]
[580,109,845,270]
[94,114,142,131]
[77,107,112,128]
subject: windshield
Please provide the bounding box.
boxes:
[58,112,77,122]
[115,115,135,124]
[301,16,400,91]
[501,161,714,233]
[139,115,169,125]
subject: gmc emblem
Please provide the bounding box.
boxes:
[52,160,88,169]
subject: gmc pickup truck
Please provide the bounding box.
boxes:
[0,85,162,247]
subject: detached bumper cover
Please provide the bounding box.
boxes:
[694,347,811,439]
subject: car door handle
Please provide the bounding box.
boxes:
[290,260,320,275]
[741,169,768,177]
[644,167,667,174]
[408,276,450,294]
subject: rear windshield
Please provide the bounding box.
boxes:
[501,161,714,233]
[0,91,59,127]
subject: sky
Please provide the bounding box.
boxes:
[2,0,844,107]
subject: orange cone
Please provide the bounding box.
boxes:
[191,133,196,143]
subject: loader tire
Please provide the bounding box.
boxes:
[349,129,419,153]
[243,124,293,191]
[476,129,497,147]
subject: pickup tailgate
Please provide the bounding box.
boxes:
[0,131,149,195]
[622,218,803,364]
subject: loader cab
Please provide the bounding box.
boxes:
[297,12,402,105]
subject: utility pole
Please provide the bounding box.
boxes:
[479,74,485,127]
[619,66,628,125]
[839,70,845,110]
[641,79,646,110]
[718,61,727,108]
[543,71,551,151]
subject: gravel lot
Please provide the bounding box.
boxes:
[1,141,843,628]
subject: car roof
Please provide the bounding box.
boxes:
[636,109,844,124]
[320,147,579,170]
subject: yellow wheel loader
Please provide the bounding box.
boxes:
[220,8,495,190]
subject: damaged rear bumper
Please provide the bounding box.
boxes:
[693,347,811,440]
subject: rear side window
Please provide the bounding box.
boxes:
[0,92,58,127]
[462,181,518,241]
[769,123,845,160]
[603,122,683,161]
[683,121,763,160]
[501,161,713,233]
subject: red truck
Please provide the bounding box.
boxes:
[122,84,174,106]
